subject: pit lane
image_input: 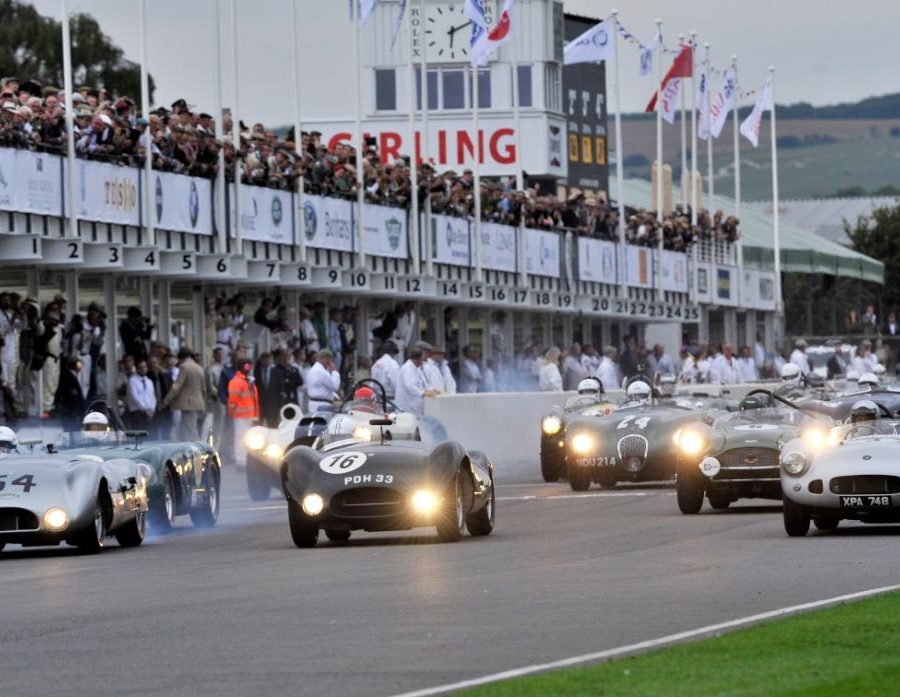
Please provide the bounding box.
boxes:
[2,461,900,697]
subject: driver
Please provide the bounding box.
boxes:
[858,372,879,388]
[0,426,17,453]
[625,380,653,405]
[658,374,676,398]
[849,399,879,426]
[576,378,602,399]
[82,411,113,444]
[350,386,380,413]
[780,363,802,385]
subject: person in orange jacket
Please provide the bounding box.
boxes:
[227,359,259,468]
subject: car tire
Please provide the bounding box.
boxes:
[540,439,564,482]
[325,529,351,542]
[567,465,591,492]
[246,456,271,501]
[813,515,840,531]
[676,469,704,514]
[597,473,618,490]
[76,497,107,554]
[783,496,810,537]
[287,498,319,548]
[114,510,146,548]
[149,468,177,532]
[436,473,465,542]
[708,495,731,510]
[191,466,220,528]
[466,483,495,537]
[0,543,5,552]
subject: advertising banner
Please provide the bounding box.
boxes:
[234,184,293,244]
[625,245,654,288]
[431,214,470,265]
[1,149,63,216]
[481,222,517,272]
[716,265,736,305]
[525,228,560,277]
[577,237,617,283]
[742,269,777,310]
[660,250,689,293]
[363,204,408,259]
[76,159,140,225]
[152,171,213,235]
[302,194,354,252]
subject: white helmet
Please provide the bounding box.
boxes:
[0,425,16,452]
[626,380,653,402]
[846,368,860,381]
[576,378,600,396]
[82,411,111,442]
[858,372,879,387]
[873,364,886,376]
[780,363,801,382]
[850,399,879,425]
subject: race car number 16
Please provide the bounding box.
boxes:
[319,452,368,475]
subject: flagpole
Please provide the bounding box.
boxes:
[705,42,713,200]
[291,0,306,262]
[138,0,154,248]
[731,54,743,295]
[354,3,367,270]
[419,0,433,278]
[611,10,627,302]
[231,0,241,248]
[61,0,77,242]
[509,13,524,192]
[689,30,698,309]
[472,61,483,283]
[678,33,686,212]
[770,66,782,316]
[406,0,420,275]
[212,0,226,255]
[655,18,663,302]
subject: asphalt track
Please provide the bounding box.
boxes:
[3,461,900,697]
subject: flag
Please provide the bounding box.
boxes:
[645,43,693,112]
[358,0,378,25]
[740,77,773,147]
[563,19,614,65]
[465,0,488,48]
[708,67,736,138]
[471,0,514,66]
[390,0,407,48]
[659,77,681,125]
[697,61,711,140]
[639,31,660,76]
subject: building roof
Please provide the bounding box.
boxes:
[745,196,896,245]
[609,178,884,284]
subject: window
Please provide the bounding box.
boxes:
[468,68,491,109]
[443,69,465,109]
[545,64,561,112]
[517,65,533,107]
[414,67,439,110]
[375,69,396,111]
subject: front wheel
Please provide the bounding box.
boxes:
[676,469,705,514]
[76,498,107,554]
[191,466,221,528]
[814,514,840,531]
[540,439,564,482]
[287,498,319,548]
[783,496,811,537]
[436,473,465,542]
[597,473,618,490]
[325,529,351,543]
[149,468,177,532]
[115,510,146,548]
[567,465,591,492]
[466,483,495,536]
[708,494,731,510]
[246,457,272,501]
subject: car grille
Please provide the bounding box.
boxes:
[830,475,900,495]
[617,435,649,472]
[330,487,407,518]
[0,508,40,532]
[715,448,780,481]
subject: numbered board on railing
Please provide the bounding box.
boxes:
[576,296,701,321]
[42,238,84,266]
[83,243,125,269]
[438,280,461,300]
[197,254,238,279]
[464,283,486,302]
[310,267,344,288]
[343,268,370,292]
[247,260,282,283]
[160,251,197,277]
[374,274,433,297]
[124,247,161,273]
[280,263,312,286]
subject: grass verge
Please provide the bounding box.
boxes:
[460,591,900,697]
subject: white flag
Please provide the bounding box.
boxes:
[697,63,710,140]
[708,68,736,139]
[659,77,681,124]
[564,20,614,65]
[639,31,660,76]
[471,0,514,66]
[358,0,378,24]
[740,77,773,147]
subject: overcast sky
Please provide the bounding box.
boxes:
[24,0,899,125]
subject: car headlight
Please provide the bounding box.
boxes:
[301,493,324,516]
[352,426,373,442]
[571,433,596,455]
[802,427,828,452]
[411,489,439,515]
[781,451,809,477]
[679,429,707,456]
[43,507,69,532]
[542,416,562,435]
[244,426,267,452]
[264,443,284,460]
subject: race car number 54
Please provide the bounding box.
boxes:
[0,474,36,492]
[319,452,368,475]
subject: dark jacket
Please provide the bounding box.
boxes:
[54,369,86,430]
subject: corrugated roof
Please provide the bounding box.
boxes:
[745,197,897,245]
[609,179,884,284]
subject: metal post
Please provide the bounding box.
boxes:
[354,4,367,270]
[654,19,663,302]
[732,55,743,305]
[291,0,307,262]
[678,33,687,211]
[611,11,627,302]
[769,67,783,316]
[139,0,155,248]
[212,0,227,254]
[472,63,483,283]
[60,0,78,241]
[406,3,420,275]
[231,0,242,249]
[705,43,714,200]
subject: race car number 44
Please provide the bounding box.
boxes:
[319,452,368,475]
[840,495,892,508]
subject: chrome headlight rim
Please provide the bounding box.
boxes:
[781,451,810,477]
[301,493,325,516]
[679,428,707,457]
[570,432,596,455]
[542,415,563,436]
[410,489,440,515]
[43,506,70,532]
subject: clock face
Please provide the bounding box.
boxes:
[418,2,494,63]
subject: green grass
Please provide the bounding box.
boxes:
[460,591,900,697]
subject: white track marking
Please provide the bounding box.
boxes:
[385,583,900,697]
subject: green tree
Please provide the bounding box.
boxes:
[0,0,153,100]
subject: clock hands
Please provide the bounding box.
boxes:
[446,19,472,49]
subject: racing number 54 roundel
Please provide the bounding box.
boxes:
[319,452,368,475]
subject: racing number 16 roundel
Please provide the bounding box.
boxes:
[319,451,368,475]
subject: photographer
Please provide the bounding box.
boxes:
[119,306,152,364]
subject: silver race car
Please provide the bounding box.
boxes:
[0,425,151,554]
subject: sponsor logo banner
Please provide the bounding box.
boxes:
[577,237,617,283]
[0,149,63,216]
[153,171,212,235]
[76,159,140,225]
[232,184,293,244]
[717,265,735,304]
[625,245,653,288]
[660,250,689,293]
[303,194,354,252]
[432,214,470,265]
[363,204,407,259]
[741,269,776,310]
[481,222,517,272]
[525,228,560,277]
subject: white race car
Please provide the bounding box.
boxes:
[780,399,900,536]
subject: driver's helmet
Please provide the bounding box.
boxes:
[0,425,16,453]
[626,380,653,403]
[658,374,676,397]
[846,368,860,381]
[576,378,600,397]
[858,372,879,387]
[350,386,379,413]
[780,363,801,384]
[873,364,886,376]
[850,399,879,425]
[81,411,112,443]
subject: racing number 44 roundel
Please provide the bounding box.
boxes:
[319,452,368,475]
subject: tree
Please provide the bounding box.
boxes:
[844,203,900,319]
[0,0,153,101]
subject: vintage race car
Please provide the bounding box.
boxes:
[540,378,616,483]
[280,419,495,547]
[562,378,708,491]
[244,380,420,501]
[0,437,151,554]
[780,403,900,536]
[675,390,832,514]
[802,385,900,422]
